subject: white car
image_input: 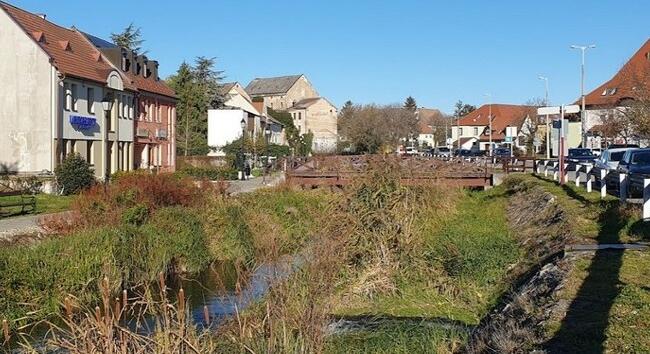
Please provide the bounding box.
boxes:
[405,147,418,155]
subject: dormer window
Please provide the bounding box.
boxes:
[608,88,617,95]
[32,31,45,43]
[136,62,142,76]
[58,40,71,51]
[601,89,607,96]
[121,51,131,72]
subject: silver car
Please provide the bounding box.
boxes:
[594,148,637,171]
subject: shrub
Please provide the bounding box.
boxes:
[122,204,150,226]
[55,153,95,195]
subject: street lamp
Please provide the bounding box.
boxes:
[101,96,114,186]
[240,118,246,180]
[571,44,596,148]
[264,122,272,183]
[538,75,550,158]
[484,93,493,157]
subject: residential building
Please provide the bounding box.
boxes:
[245,74,337,153]
[450,104,532,152]
[582,39,650,148]
[416,108,446,148]
[82,34,178,172]
[207,82,284,156]
[0,2,136,179]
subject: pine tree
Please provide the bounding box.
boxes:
[404,96,417,111]
[453,100,476,118]
[110,23,145,54]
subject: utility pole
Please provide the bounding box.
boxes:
[571,44,596,148]
[484,93,492,156]
[538,76,550,158]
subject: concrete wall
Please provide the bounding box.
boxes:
[0,9,54,173]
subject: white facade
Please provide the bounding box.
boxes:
[0,8,54,173]
[207,109,247,156]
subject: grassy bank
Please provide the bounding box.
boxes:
[0,193,73,218]
[525,174,650,352]
[0,174,329,329]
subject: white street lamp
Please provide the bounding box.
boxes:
[571,44,596,148]
[538,75,550,158]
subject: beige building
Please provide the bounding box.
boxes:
[0,3,135,179]
[245,74,337,153]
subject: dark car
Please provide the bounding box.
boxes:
[493,148,511,158]
[616,148,650,198]
[567,148,597,163]
[454,149,484,157]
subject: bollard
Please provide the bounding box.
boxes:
[644,179,650,220]
[620,173,628,203]
[553,162,558,181]
[575,164,582,187]
[600,169,607,198]
[544,161,549,177]
[586,164,593,193]
[563,163,569,184]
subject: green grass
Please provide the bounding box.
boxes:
[525,174,650,243]
[0,194,73,218]
[325,323,468,354]
[332,187,521,325]
[519,174,650,352]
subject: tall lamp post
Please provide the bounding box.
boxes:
[101,97,114,186]
[263,123,271,183]
[538,75,550,158]
[484,93,493,156]
[240,118,246,181]
[571,44,596,148]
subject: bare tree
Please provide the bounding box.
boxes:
[338,104,418,153]
[520,98,545,155]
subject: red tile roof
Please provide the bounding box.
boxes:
[457,104,532,136]
[583,39,650,107]
[129,72,176,99]
[1,1,115,85]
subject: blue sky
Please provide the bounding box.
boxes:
[9,0,650,113]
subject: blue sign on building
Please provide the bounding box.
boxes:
[69,115,97,130]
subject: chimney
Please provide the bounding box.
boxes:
[147,60,159,81]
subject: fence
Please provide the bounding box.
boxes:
[534,159,650,220]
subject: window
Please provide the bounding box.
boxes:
[157,102,162,122]
[64,84,72,111]
[459,128,463,136]
[123,95,129,118]
[71,84,78,111]
[130,97,136,119]
[473,127,479,135]
[87,88,95,114]
[150,103,155,121]
[298,112,302,120]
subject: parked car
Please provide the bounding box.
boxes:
[420,146,433,157]
[405,146,418,155]
[616,148,650,198]
[567,148,597,163]
[455,149,484,157]
[493,148,511,158]
[608,143,639,149]
[434,146,451,157]
[595,148,636,171]
[595,148,636,188]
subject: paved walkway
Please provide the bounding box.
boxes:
[226,172,285,195]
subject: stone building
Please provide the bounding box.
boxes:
[245,74,337,153]
[0,2,136,179]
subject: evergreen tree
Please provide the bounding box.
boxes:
[167,57,226,156]
[110,23,145,54]
[404,96,417,111]
[453,100,476,118]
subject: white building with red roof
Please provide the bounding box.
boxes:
[0,1,137,179]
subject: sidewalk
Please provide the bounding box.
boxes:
[226,172,285,195]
